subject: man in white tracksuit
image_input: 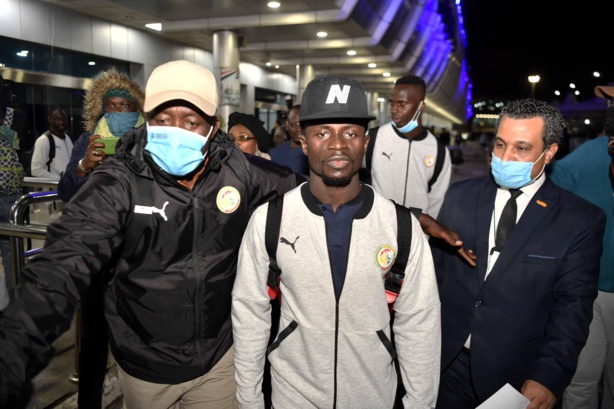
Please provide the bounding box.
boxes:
[232,75,441,409]
[366,74,451,219]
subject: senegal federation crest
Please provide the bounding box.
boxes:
[216,186,241,213]
[423,154,435,167]
[375,244,396,270]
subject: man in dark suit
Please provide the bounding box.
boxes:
[432,98,606,409]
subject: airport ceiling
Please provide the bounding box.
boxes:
[43,0,439,96]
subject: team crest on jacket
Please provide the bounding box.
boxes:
[216,186,240,213]
[423,154,435,167]
[375,244,396,270]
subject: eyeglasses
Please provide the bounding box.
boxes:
[231,134,256,143]
[286,121,301,129]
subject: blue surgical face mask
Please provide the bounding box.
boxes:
[145,125,214,177]
[392,101,424,133]
[490,150,546,189]
[104,112,141,137]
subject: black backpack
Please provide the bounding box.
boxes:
[25,131,55,177]
[362,126,447,192]
[264,193,412,310]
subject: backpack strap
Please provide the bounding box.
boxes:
[44,131,55,172]
[265,195,284,300]
[385,202,412,308]
[427,136,446,193]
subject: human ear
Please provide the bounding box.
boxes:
[544,143,558,164]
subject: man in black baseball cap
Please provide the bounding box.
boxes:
[299,75,376,124]
[298,75,376,188]
[232,75,442,408]
[300,75,476,260]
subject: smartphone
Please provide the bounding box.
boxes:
[94,137,120,155]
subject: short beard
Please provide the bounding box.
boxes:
[321,174,353,187]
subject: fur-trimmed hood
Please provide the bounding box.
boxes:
[83,68,145,132]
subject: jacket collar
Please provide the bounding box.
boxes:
[300,182,374,218]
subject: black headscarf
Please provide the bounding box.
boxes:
[228,112,272,153]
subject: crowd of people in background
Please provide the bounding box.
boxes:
[0,61,611,409]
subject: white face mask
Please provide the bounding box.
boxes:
[392,101,424,133]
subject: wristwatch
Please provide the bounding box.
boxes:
[78,159,92,173]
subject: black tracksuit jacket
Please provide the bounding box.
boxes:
[0,125,302,405]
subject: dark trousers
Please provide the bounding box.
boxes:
[437,348,564,409]
[436,348,480,409]
[77,278,108,409]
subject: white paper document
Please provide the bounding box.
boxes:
[476,383,530,409]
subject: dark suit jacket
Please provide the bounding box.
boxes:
[431,175,606,402]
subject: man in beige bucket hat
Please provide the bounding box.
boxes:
[0,60,304,408]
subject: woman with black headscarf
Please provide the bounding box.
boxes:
[228,112,272,160]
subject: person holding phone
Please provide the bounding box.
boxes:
[92,136,120,156]
[56,67,145,409]
[58,68,145,202]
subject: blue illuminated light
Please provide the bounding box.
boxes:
[456,0,467,48]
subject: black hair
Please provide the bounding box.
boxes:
[395,75,426,89]
[48,106,67,118]
[496,98,563,148]
[394,75,426,101]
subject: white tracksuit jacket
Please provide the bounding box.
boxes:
[367,124,451,219]
[232,183,441,409]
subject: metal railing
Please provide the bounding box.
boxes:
[1,182,81,383]
[7,190,58,286]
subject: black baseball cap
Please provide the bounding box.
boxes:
[299,75,376,124]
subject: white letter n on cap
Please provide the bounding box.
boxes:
[326,85,350,104]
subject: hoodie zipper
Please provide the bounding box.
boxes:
[331,218,355,408]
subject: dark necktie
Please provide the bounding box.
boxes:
[494,189,522,252]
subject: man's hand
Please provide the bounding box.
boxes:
[521,380,556,409]
[77,134,107,176]
[418,213,477,267]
